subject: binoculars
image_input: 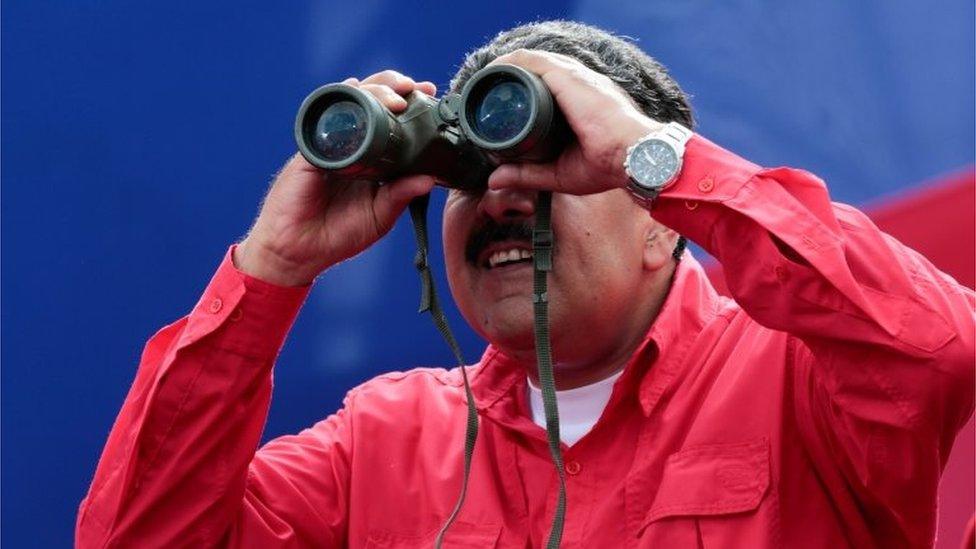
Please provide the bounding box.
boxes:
[294,64,570,190]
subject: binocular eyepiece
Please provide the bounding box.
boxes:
[294,64,570,191]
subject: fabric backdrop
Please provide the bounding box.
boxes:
[2,2,972,546]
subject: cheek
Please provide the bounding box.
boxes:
[442,233,466,291]
[552,212,645,300]
[441,202,476,302]
[442,232,463,271]
[441,203,467,266]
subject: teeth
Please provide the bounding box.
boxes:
[488,248,533,268]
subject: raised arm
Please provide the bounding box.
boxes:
[76,248,322,546]
[649,136,974,545]
[78,70,439,547]
[483,47,975,546]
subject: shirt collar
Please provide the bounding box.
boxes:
[634,252,727,415]
[467,252,726,422]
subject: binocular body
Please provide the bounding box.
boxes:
[294,65,570,190]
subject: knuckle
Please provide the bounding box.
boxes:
[362,83,393,96]
[378,69,404,83]
[570,66,606,88]
[566,66,589,80]
[553,170,567,191]
[359,86,387,103]
[363,70,389,83]
[498,48,527,64]
[550,51,575,63]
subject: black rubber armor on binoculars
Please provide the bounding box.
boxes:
[294,64,569,188]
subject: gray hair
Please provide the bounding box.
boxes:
[450,20,694,129]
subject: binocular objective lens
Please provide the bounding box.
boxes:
[473,81,531,142]
[313,100,368,161]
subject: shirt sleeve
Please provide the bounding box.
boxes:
[651,136,975,545]
[75,245,352,547]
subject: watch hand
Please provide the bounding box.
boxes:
[643,148,656,166]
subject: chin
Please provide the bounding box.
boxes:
[478,303,537,351]
[484,325,536,353]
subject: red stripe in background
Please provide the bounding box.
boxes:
[704,166,976,549]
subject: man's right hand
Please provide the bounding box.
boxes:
[234,71,438,287]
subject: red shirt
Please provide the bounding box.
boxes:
[77,136,975,548]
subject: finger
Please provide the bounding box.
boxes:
[372,174,437,232]
[487,162,563,193]
[487,49,628,139]
[264,153,326,205]
[277,152,322,183]
[360,83,409,112]
[497,48,607,95]
[361,69,416,96]
[342,77,360,86]
[417,81,438,96]
[488,48,579,75]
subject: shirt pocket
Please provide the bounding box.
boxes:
[637,438,775,548]
[364,521,502,548]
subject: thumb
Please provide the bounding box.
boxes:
[487,162,562,193]
[372,174,436,232]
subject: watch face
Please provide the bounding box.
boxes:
[628,138,679,189]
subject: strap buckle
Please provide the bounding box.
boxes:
[532,228,554,272]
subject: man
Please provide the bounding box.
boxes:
[77,21,974,548]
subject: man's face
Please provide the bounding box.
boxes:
[442,184,670,367]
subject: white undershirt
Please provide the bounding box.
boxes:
[526,370,624,446]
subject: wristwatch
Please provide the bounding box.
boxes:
[623,121,693,204]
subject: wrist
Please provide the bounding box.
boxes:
[620,119,693,207]
[233,238,318,287]
[613,115,663,189]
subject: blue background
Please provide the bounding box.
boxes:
[2,2,973,546]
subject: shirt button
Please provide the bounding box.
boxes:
[684,200,699,211]
[565,461,581,476]
[698,177,714,193]
[208,298,223,314]
[229,308,243,322]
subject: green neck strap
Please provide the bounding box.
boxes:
[408,192,565,548]
[408,195,478,548]
[530,191,567,548]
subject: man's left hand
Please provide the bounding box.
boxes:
[486,49,662,196]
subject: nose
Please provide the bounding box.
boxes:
[477,187,537,222]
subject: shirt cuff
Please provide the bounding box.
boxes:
[648,135,763,245]
[178,244,312,358]
[661,135,763,203]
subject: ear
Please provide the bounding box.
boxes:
[642,226,679,272]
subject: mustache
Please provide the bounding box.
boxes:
[465,219,536,265]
